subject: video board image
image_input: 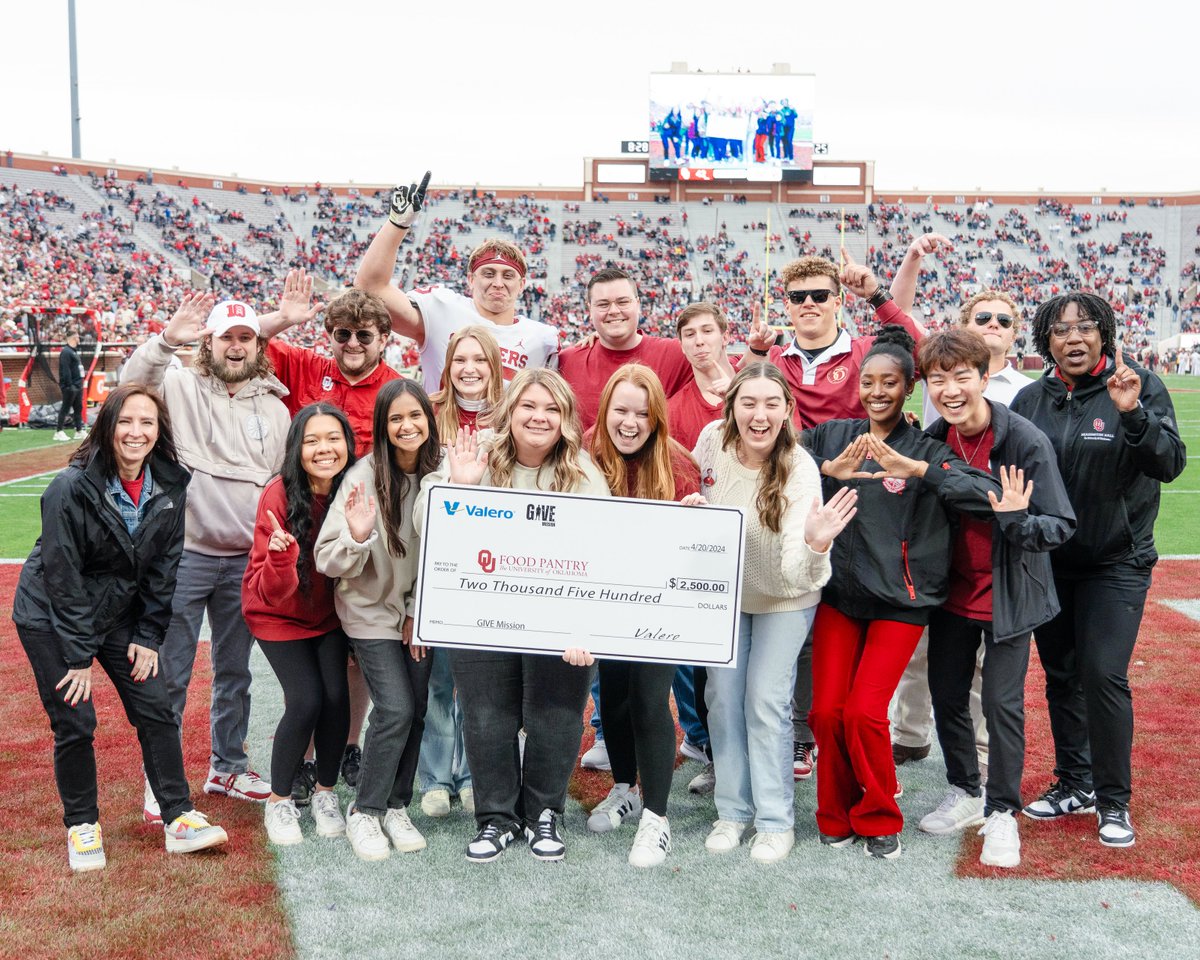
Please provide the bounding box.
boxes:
[649,72,815,183]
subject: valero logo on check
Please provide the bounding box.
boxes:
[443,499,515,519]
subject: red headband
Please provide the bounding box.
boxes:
[469,254,526,278]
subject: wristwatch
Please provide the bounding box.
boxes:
[868,287,893,309]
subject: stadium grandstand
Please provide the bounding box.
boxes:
[3,149,1200,419]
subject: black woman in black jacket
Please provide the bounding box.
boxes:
[802,329,1002,859]
[1010,293,1186,849]
[12,382,229,872]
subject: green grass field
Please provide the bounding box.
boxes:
[0,426,78,455]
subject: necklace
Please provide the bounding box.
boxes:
[952,426,988,465]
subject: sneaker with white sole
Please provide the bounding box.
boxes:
[1097,803,1136,848]
[203,768,271,802]
[704,819,751,853]
[863,834,902,860]
[346,804,391,861]
[73,429,89,440]
[628,810,671,868]
[53,431,70,442]
[679,739,708,764]
[688,762,716,796]
[919,786,986,835]
[979,810,1021,867]
[67,822,106,872]
[750,829,794,863]
[580,738,611,771]
[587,783,643,833]
[525,808,566,861]
[383,807,427,852]
[164,809,228,853]
[143,778,162,824]
[459,787,475,815]
[793,741,816,781]
[311,790,346,838]
[467,823,515,863]
[1022,780,1096,820]
[421,788,451,818]
[264,798,303,846]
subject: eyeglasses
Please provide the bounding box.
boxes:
[332,328,377,345]
[972,312,1014,329]
[1048,320,1100,339]
[591,297,636,312]
[786,289,834,305]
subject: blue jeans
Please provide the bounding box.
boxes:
[672,666,709,750]
[158,549,255,775]
[706,607,816,832]
[589,673,603,739]
[417,648,471,794]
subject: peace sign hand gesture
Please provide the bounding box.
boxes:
[447,428,489,486]
[1106,344,1142,413]
[266,510,297,553]
[988,465,1033,513]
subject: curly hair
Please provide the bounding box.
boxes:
[1030,292,1117,368]
[958,289,1021,332]
[719,362,796,533]
[323,288,392,337]
[778,255,841,292]
[487,368,586,492]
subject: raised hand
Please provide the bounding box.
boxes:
[162,291,217,347]
[277,268,326,331]
[907,233,953,260]
[747,301,775,352]
[266,509,297,552]
[1106,344,1141,413]
[804,487,858,553]
[344,481,377,543]
[821,434,874,480]
[862,433,927,479]
[988,465,1034,513]
[389,171,432,229]
[838,248,880,300]
[447,428,489,485]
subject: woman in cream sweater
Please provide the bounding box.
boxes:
[684,362,857,863]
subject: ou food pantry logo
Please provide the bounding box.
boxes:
[1093,418,1105,432]
[443,500,515,520]
[827,366,848,384]
[477,549,496,573]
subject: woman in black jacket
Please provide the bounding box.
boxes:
[803,329,1001,860]
[1010,293,1186,848]
[13,382,229,872]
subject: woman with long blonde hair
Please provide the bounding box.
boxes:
[582,364,700,867]
[684,362,857,863]
[414,368,610,864]
[418,325,504,820]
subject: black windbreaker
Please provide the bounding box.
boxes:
[927,402,1077,642]
[12,452,190,668]
[802,418,1001,625]
[1009,356,1185,571]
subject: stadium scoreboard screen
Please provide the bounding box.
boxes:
[648,71,815,183]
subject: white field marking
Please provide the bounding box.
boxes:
[0,470,60,487]
[1160,599,1200,623]
[0,559,25,564]
[1160,489,1200,493]
[0,493,43,497]
[1161,554,1200,560]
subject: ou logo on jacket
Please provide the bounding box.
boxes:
[882,477,907,495]
[322,375,334,392]
[827,366,848,384]
[477,549,496,573]
[1093,418,1105,432]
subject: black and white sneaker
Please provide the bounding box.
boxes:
[1022,780,1096,820]
[466,823,515,864]
[1097,803,1136,848]
[819,832,858,849]
[525,808,566,861]
[864,834,902,860]
[291,759,317,808]
[340,744,362,788]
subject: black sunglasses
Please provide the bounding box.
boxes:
[972,312,1014,329]
[332,328,377,345]
[786,289,834,305]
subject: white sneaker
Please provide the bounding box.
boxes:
[919,786,986,835]
[143,777,162,824]
[679,739,707,764]
[311,790,346,838]
[67,822,106,872]
[580,738,611,771]
[383,807,427,852]
[459,787,475,815]
[978,810,1021,868]
[704,819,751,853]
[750,830,794,863]
[264,798,303,846]
[346,804,390,861]
[628,810,671,868]
[163,809,228,853]
[421,788,451,818]
[73,429,88,440]
[203,768,271,802]
[53,431,70,442]
[587,783,643,833]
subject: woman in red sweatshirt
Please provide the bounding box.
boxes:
[242,403,357,846]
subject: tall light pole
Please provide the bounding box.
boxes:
[68,0,81,158]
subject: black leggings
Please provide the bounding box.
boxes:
[258,631,350,793]
[598,660,678,816]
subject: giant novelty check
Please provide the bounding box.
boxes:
[415,484,745,667]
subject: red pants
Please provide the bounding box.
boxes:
[809,604,923,838]
[753,134,767,164]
